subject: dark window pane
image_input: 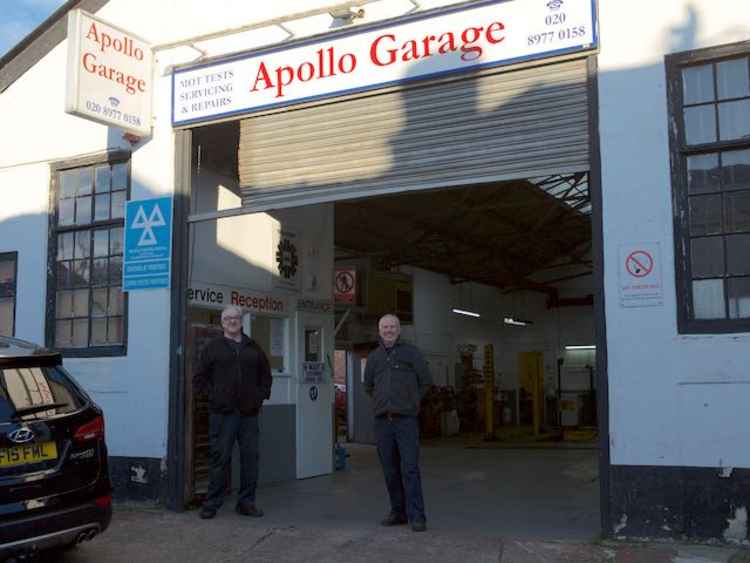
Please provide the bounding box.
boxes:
[685,105,717,145]
[726,234,750,275]
[683,64,715,104]
[722,149,750,189]
[108,287,123,316]
[75,196,92,225]
[57,232,74,261]
[94,194,110,221]
[78,168,93,196]
[725,191,750,233]
[55,320,72,348]
[111,191,126,220]
[92,258,108,285]
[688,153,721,193]
[691,237,725,277]
[692,279,726,319]
[728,277,750,319]
[95,166,111,193]
[73,289,89,317]
[72,319,88,348]
[110,227,123,255]
[91,319,108,346]
[57,261,72,288]
[0,299,13,337]
[109,256,122,284]
[108,317,123,344]
[684,105,718,145]
[689,194,722,235]
[719,99,750,141]
[72,259,90,287]
[112,163,127,191]
[92,288,107,318]
[59,170,77,199]
[58,198,74,226]
[93,229,109,258]
[717,58,750,100]
[74,230,90,259]
[0,259,14,295]
[56,291,73,319]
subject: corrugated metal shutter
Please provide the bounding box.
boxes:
[239,58,589,210]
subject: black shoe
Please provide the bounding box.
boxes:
[199,506,217,519]
[411,519,427,532]
[380,512,408,526]
[235,503,264,517]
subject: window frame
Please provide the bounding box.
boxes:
[0,251,18,337]
[46,150,130,357]
[667,41,750,334]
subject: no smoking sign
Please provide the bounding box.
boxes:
[619,243,663,308]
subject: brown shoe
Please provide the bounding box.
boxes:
[380,512,407,526]
[235,503,264,517]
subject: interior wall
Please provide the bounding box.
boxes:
[404,266,595,400]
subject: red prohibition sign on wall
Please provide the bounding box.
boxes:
[625,250,654,278]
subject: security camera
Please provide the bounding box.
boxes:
[329,6,365,21]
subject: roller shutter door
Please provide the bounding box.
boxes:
[239,58,590,210]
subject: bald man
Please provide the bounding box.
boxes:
[364,314,432,532]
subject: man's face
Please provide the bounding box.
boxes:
[378,316,400,347]
[221,311,242,337]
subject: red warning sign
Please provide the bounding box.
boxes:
[625,250,654,278]
[334,268,356,304]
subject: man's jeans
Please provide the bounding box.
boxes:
[374,414,426,523]
[204,412,259,510]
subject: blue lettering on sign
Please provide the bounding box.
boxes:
[123,197,173,291]
[309,386,319,401]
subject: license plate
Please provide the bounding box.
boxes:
[0,442,58,468]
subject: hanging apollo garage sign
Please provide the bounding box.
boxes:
[66,9,153,136]
[273,228,301,291]
[172,0,597,126]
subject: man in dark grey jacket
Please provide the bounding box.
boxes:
[193,305,272,520]
[364,314,432,532]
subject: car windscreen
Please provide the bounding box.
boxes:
[0,366,87,422]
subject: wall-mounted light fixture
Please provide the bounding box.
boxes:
[329,6,366,27]
[564,345,596,350]
[504,317,532,326]
[452,308,481,318]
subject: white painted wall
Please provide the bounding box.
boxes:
[598,0,750,468]
[404,266,595,404]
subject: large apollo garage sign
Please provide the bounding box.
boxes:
[66,9,153,136]
[172,0,597,127]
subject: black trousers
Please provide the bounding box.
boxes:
[374,415,426,523]
[204,412,259,509]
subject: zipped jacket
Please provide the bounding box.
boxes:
[193,334,272,416]
[364,339,432,417]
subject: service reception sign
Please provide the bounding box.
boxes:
[66,9,153,135]
[172,0,597,126]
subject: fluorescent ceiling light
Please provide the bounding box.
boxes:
[452,308,480,318]
[565,345,596,350]
[504,317,531,326]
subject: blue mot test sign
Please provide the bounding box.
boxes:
[123,197,173,290]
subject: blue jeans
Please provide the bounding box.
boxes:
[374,415,426,523]
[204,412,259,510]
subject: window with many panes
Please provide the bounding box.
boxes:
[667,43,750,333]
[50,156,128,354]
[0,253,17,336]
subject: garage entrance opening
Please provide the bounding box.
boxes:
[180,40,602,534]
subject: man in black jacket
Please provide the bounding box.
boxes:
[364,314,432,532]
[194,305,273,519]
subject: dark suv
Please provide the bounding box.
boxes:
[0,337,111,559]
